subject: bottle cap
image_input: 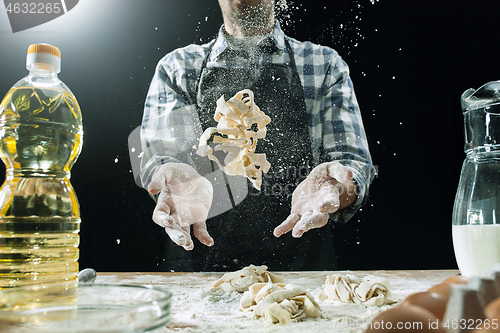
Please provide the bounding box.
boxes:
[26,43,61,71]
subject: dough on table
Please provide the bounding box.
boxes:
[318,274,397,306]
[196,89,271,190]
[239,282,322,324]
[212,264,283,293]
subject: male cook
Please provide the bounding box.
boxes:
[140,0,375,271]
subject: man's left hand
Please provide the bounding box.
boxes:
[273,161,357,238]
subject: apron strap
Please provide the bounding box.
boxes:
[196,40,216,98]
[284,38,297,72]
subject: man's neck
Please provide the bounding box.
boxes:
[224,17,274,37]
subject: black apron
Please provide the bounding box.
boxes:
[162,39,338,272]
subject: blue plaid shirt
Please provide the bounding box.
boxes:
[140,23,375,224]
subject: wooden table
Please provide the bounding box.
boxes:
[96,270,459,333]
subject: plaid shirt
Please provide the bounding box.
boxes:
[140,23,375,224]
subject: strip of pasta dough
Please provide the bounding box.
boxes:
[239,282,322,324]
[317,274,397,306]
[196,89,271,190]
[212,264,283,292]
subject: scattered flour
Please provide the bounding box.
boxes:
[95,270,457,333]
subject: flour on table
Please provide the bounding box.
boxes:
[318,274,397,306]
[94,270,458,332]
[212,264,283,292]
[196,89,271,190]
[239,282,322,324]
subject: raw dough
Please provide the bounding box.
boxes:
[196,89,271,190]
[239,282,322,324]
[212,264,283,292]
[318,274,397,306]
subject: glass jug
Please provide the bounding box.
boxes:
[452,80,500,277]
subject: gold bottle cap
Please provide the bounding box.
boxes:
[26,43,61,71]
[27,43,61,58]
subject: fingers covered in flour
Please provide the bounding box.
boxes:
[152,186,193,250]
[192,222,214,247]
[292,211,329,238]
[274,213,301,237]
[165,221,194,251]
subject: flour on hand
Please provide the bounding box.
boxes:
[212,264,283,292]
[318,274,397,306]
[196,89,271,190]
[239,282,322,324]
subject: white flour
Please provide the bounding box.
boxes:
[95,270,457,333]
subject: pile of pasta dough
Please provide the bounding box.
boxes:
[211,264,321,324]
[239,282,322,324]
[212,264,283,293]
[196,89,271,190]
[209,266,397,325]
[318,274,397,306]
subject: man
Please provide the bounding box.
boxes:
[140,0,375,271]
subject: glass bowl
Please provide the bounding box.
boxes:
[0,283,172,333]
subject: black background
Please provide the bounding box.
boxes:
[0,0,498,272]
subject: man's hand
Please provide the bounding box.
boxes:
[148,163,214,250]
[274,162,356,238]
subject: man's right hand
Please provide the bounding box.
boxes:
[148,163,214,250]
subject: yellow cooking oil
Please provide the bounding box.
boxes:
[0,44,82,310]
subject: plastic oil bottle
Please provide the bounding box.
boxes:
[0,44,83,295]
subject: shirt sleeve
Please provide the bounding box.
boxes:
[321,54,376,224]
[139,56,203,191]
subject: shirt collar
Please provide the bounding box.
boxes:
[209,22,286,61]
